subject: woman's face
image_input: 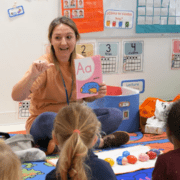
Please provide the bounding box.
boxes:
[51,23,77,61]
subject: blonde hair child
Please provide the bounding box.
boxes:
[46,103,117,180]
[0,139,22,180]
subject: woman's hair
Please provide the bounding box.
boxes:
[0,139,22,180]
[53,103,101,180]
[48,16,80,66]
[166,100,180,141]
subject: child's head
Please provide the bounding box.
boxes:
[0,139,22,180]
[52,103,101,180]
[166,100,180,143]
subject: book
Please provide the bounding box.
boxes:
[74,55,102,99]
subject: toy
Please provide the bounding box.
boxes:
[138,153,149,162]
[146,151,157,160]
[104,158,115,166]
[149,149,161,156]
[122,150,130,157]
[116,156,128,165]
[127,155,137,164]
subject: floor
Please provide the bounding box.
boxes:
[0,123,25,132]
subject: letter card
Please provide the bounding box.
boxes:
[74,55,102,99]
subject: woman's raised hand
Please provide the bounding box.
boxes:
[30,60,54,78]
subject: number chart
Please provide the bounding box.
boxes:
[76,43,95,57]
[98,42,119,74]
[171,39,180,70]
[123,41,144,73]
[18,100,30,119]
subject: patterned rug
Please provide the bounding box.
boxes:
[9,131,173,180]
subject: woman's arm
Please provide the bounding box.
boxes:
[11,60,54,101]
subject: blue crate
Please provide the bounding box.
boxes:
[87,86,140,133]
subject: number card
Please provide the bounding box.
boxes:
[17,100,31,119]
[76,43,95,57]
[123,41,144,73]
[171,39,180,70]
[98,42,119,74]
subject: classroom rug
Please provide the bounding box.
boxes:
[9,131,173,180]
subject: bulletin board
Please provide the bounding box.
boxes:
[59,0,180,39]
[136,0,180,33]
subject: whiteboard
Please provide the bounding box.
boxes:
[77,0,180,39]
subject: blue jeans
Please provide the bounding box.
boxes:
[30,108,122,151]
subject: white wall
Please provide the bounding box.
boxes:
[0,0,180,125]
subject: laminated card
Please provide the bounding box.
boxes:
[74,55,102,99]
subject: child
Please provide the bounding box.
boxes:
[0,139,23,180]
[152,100,180,180]
[46,103,117,180]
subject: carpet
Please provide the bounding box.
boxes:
[8,131,173,180]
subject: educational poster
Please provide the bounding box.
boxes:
[123,41,144,73]
[98,42,120,74]
[171,39,180,70]
[76,42,95,57]
[105,10,134,29]
[61,0,104,33]
[136,0,180,33]
[18,100,31,119]
[74,55,102,99]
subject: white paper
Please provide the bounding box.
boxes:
[161,17,167,25]
[162,0,170,7]
[176,17,180,24]
[161,8,168,16]
[146,7,153,15]
[170,0,176,8]
[146,16,153,24]
[154,8,161,16]
[168,16,176,24]
[146,0,154,7]
[169,8,176,16]
[153,16,160,24]
[139,0,146,6]
[176,7,180,16]
[95,145,157,175]
[138,7,146,15]
[138,16,146,24]
[154,0,162,7]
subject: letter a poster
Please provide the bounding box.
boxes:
[61,0,104,33]
[74,55,102,99]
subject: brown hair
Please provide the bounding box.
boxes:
[48,16,80,66]
[53,103,101,180]
[0,140,22,180]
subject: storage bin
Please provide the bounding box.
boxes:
[87,86,140,133]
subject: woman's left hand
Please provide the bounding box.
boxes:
[96,82,107,99]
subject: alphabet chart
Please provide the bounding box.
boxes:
[18,100,31,119]
[76,42,95,57]
[171,39,180,70]
[123,41,144,73]
[98,42,120,74]
[136,0,180,33]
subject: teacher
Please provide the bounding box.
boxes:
[11,16,129,155]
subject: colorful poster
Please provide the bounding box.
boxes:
[105,10,134,29]
[76,42,95,57]
[123,41,144,73]
[171,39,180,70]
[98,42,120,74]
[61,0,104,33]
[74,55,102,99]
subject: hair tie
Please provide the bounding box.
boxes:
[73,129,81,135]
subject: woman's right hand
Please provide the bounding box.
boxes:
[30,60,54,78]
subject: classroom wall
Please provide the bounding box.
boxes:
[0,0,180,125]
